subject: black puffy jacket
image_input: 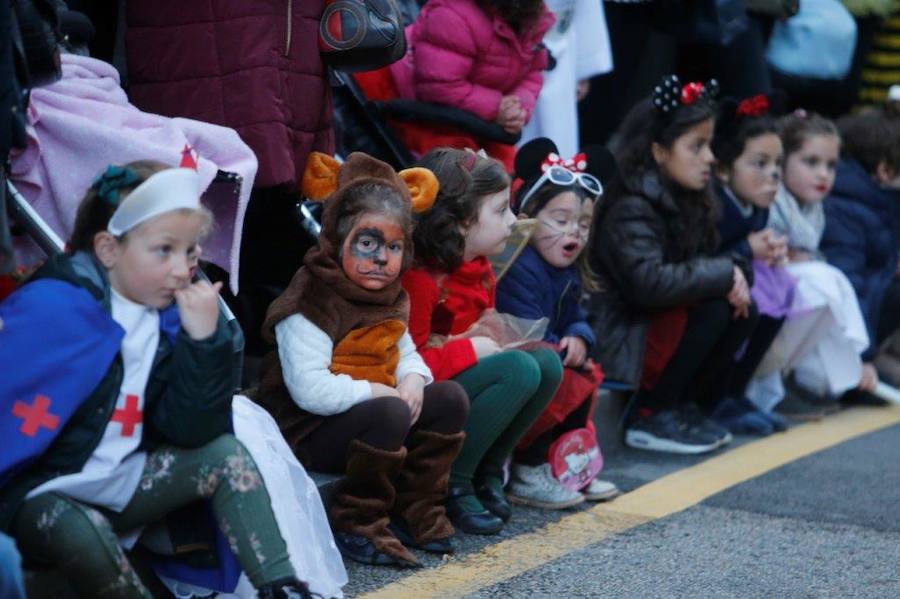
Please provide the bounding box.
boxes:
[587,172,742,387]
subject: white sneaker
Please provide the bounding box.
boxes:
[583,478,621,502]
[506,463,585,509]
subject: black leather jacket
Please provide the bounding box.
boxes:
[587,172,746,387]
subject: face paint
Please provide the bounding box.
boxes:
[532,191,593,268]
[341,214,405,290]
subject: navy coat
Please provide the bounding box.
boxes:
[496,245,596,349]
[714,181,769,259]
[821,160,900,358]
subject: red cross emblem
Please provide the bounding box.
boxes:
[13,395,60,437]
[111,394,143,437]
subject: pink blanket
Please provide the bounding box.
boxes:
[10,54,257,294]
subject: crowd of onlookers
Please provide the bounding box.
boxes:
[1,1,899,597]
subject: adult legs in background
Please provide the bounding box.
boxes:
[237,185,318,356]
[679,14,772,98]
[578,3,655,146]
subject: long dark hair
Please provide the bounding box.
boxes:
[604,97,720,256]
[412,148,510,272]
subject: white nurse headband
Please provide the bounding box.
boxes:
[106,168,202,236]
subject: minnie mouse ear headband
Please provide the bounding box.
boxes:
[301,151,440,214]
[513,138,616,214]
[91,157,202,236]
[718,90,788,122]
[652,75,719,113]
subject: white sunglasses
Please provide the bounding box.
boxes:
[519,165,603,213]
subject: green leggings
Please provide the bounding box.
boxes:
[12,435,294,598]
[451,348,563,492]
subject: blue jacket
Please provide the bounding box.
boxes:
[821,159,900,358]
[496,245,596,348]
[714,181,769,259]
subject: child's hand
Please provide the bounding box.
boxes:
[369,382,400,398]
[175,280,222,340]
[471,336,501,359]
[728,265,751,319]
[748,230,771,261]
[560,336,587,368]
[496,96,525,134]
[768,232,788,265]
[397,374,426,424]
[748,229,788,265]
[859,362,879,392]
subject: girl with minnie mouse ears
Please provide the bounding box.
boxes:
[495,138,621,507]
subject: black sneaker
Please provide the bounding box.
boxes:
[682,403,733,447]
[624,409,720,454]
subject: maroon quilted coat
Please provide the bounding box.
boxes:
[125,1,333,188]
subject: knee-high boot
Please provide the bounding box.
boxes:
[329,439,416,566]
[393,430,465,544]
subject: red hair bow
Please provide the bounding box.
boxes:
[541,152,588,173]
[736,94,769,117]
[680,82,706,105]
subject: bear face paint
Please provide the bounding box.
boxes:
[341,214,405,290]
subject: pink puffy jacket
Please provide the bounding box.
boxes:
[391,0,554,122]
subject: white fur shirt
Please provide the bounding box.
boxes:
[275,314,434,416]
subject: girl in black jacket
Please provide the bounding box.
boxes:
[589,75,757,455]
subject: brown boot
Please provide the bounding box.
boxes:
[329,439,417,566]
[392,430,465,548]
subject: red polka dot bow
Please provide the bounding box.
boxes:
[736,94,770,117]
[541,152,588,173]
[681,82,706,105]
[653,75,718,113]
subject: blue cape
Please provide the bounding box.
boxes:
[0,279,124,486]
[0,278,240,592]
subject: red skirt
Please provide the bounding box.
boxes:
[518,361,604,449]
[640,307,689,391]
[353,69,516,172]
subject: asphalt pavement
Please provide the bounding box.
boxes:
[346,403,900,598]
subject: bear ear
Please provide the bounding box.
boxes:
[515,137,559,181]
[300,152,342,201]
[399,167,440,213]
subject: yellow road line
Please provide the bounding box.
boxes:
[361,406,900,599]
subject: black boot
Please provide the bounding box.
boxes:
[444,484,504,535]
[475,477,512,522]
